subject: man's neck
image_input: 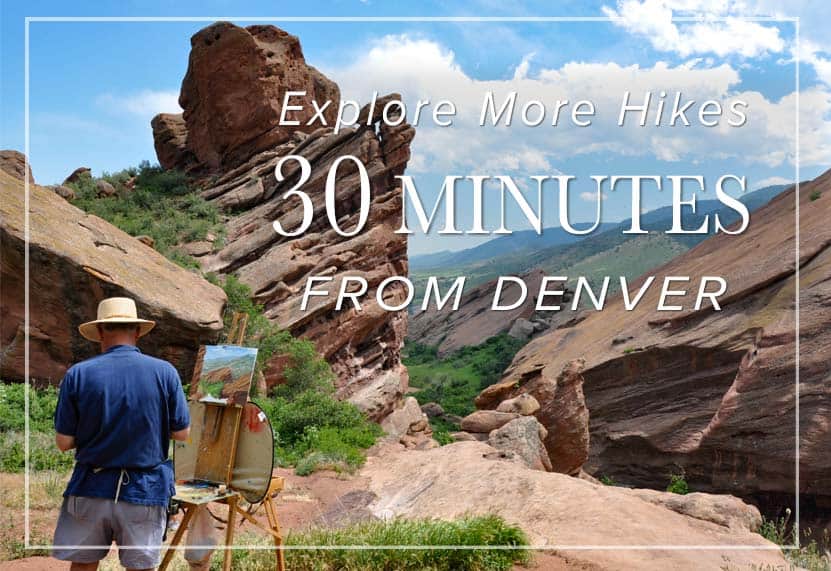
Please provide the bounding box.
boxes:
[100,340,137,353]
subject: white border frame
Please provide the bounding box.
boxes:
[22,15,800,553]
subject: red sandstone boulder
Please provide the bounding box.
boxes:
[0,150,34,185]
[477,359,589,475]
[155,22,340,172]
[0,164,226,384]
[63,166,91,185]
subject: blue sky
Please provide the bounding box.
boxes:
[2,1,829,254]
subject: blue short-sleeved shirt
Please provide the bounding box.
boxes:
[54,345,190,506]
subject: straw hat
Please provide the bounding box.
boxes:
[78,297,156,342]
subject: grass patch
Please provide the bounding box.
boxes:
[68,161,225,269]
[403,335,526,418]
[810,190,822,201]
[0,517,52,560]
[756,512,831,571]
[141,515,530,571]
[284,515,531,570]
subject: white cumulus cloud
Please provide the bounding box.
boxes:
[326,34,827,174]
[602,0,785,58]
[96,90,181,116]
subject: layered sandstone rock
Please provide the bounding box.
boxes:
[0,164,226,384]
[154,21,340,173]
[0,150,34,185]
[477,172,831,511]
[480,359,590,476]
[152,23,414,419]
[363,441,787,570]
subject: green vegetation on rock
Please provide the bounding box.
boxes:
[67,161,225,269]
[403,334,526,420]
[757,512,831,571]
[666,473,690,495]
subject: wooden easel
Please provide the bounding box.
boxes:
[159,477,286,571]
[159,313,286,571]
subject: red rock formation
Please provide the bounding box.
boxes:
[154,22,340,173]
[0,150,34,185]
[152,23,414,419]
[0,163,226,385]
[477,171,831,510]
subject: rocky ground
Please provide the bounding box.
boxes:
[0,439,788,570]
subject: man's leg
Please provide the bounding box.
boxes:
[53,497,112,567]
[113,501,168,570]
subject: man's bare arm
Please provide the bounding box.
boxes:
[171,427,190,441]
[56,433,75,452]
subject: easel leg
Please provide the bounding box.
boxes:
[264,498,285,571]
[159,505,195,571]
[223,496,238,571]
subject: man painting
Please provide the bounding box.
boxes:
[52,297,191,570]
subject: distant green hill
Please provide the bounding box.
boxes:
[409,184,787,303]
[410,222,617,271]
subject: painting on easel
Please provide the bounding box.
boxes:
[190,345,258,406]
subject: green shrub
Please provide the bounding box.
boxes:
[216,272,378,476]
[0,383,58,433]
[256,390,382,475]
[810,190,822,201]
[757,512,831,571]
[0,383,74,473]
[788,530,831,571]
[404,335,526,417]
[68,161,224,269]
[666,473,690,495]
[599,474,617,486]
[217,275,334,392]
[759,513,792,545]
[0,431,74,473]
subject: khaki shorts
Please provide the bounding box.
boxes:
[52,495,167,569]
